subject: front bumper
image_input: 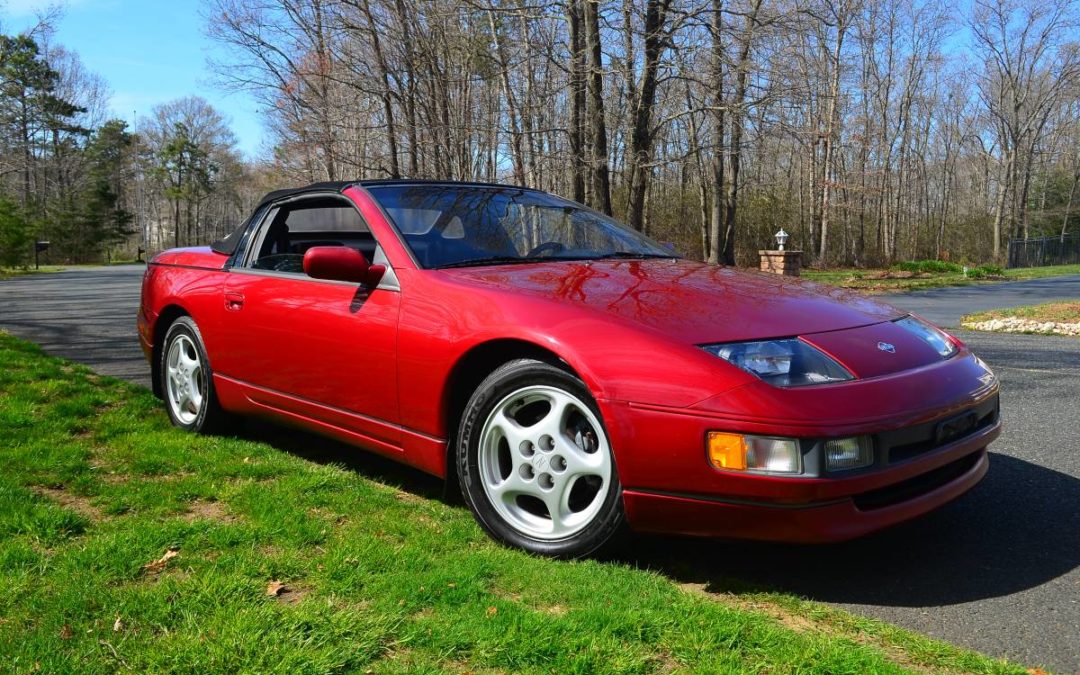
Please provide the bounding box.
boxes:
[601,360,1000,542]
[623,444,991,543]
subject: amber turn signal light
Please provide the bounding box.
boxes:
[707,432,748,471]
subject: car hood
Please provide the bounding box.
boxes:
[439,259,904,344]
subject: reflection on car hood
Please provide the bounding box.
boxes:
[440,259,904,343]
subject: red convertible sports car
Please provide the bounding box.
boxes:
[138,180,1001,557]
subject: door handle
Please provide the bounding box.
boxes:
[225,292,245,311]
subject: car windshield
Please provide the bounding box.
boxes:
[366,184,677,269]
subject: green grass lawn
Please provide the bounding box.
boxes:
[0,261,145,280]
[803,263,1080,293]
[0,332,1027,674]
[963,301,1080,325]
[0,264,69,280]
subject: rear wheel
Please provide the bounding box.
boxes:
[457,359,624,558]
[160,316,230,434]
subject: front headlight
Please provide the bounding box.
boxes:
[701,338,853,387]
[894,315,957,358]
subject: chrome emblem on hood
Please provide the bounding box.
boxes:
[877,342,896,353]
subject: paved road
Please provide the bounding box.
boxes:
[879,274,1080,327]
[0,265,150,387]
[1,266,1078,672]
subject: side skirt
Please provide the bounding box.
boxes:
[214,373,448,477]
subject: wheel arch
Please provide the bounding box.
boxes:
[441,338,590,490]
[150,304,190,399]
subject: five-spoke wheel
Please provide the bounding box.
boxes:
[479,385,612,540]
[457,359,624,557]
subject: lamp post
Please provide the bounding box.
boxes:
[759,229,801,277]
[774,228,789,252]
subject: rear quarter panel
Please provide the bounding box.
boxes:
[140,250,230,374]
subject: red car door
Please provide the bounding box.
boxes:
[214,196,402,452]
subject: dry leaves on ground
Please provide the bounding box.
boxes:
[266,580,288,597]
[141,548,179,574]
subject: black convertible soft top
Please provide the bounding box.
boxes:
[210,181,352,255]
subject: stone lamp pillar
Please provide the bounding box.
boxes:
[759,228,802,276]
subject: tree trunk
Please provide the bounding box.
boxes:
[625,0,671,232]
[722,0,762,266]
[584,0,612,215]
[487,9,526,186]
[360,0,401,178]
[819,13,847,262]
[706,0,726,265]
[568,0,587,203]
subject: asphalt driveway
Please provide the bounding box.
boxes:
[879,273,1080,327]
[0,265,150,387]
[1,266,1078,672]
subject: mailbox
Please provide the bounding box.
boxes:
[34,240,49,269]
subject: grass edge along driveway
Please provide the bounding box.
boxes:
[0,332,1029,674]
[803,263,1080,293]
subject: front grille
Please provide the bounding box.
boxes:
[803,395,999,478]
[876,395,999,466]
[886,404,998,464]
[853,451,983,511]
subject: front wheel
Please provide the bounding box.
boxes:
[457,359,625,558]
[160,316,230,434]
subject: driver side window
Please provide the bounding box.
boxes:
[248,199,375,276]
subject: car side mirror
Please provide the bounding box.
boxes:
[303,246,385,287]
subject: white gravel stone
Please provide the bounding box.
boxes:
[961,316,1080,336]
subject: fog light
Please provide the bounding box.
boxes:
[708,432,801,475]
[824,436,873,471]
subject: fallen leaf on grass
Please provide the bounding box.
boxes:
[266,580,288,597]
[59,624,73,640]
[113,616,123,632]
[142,548,179,574]
[486,606,497,617]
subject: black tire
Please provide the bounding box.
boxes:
[159,316,231,434]
[456,358,625,558]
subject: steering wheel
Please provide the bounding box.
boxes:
[526,241,566,257]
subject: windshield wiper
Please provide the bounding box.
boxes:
[434,256,540,269]
[563,252,679,261]
[435,251,679,269]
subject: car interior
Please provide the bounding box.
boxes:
[250,199,377,274]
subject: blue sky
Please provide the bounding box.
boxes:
[2,0,266,158]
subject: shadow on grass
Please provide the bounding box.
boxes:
[618,452,1080,607]
[240,418,445,501]
[228,417,1079,608]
